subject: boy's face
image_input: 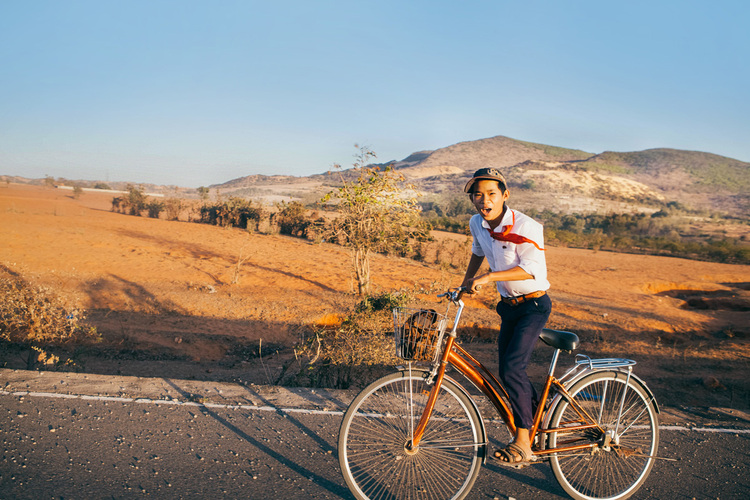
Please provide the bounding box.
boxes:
[470,179,509,223]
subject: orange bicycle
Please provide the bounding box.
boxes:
[338,288,660,500]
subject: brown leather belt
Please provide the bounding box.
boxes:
[500,290,546,306]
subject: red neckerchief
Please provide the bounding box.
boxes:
[486,210,545,251]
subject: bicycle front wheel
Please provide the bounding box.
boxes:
[548,370,659,500]
[338,369,485,500]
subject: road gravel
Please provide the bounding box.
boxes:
[2,368,749,499]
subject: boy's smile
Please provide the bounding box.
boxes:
[470,179,509,227]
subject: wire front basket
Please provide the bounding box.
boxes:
[393,307,449,363]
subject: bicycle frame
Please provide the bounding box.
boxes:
[408,294,620,458]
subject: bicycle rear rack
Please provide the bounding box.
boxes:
[557,355,636,387]
[575,355,636,370]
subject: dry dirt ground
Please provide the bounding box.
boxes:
[1,184,749,420]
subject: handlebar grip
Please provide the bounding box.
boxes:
[438,287,468,302]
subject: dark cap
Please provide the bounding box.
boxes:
[463,167,507,193]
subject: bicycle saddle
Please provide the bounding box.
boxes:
[540,328,580,352]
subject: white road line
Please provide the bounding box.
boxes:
[3,390,748,433]
[1,389,345,416]
[658,424,750,434]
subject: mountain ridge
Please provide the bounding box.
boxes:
[210,135,749,217]
[4,135,748,217]
[378,136,749,217]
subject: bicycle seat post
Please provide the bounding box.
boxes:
[547,348,562,378]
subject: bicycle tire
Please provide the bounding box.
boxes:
[338,369,485,500]
[548,370,659,500]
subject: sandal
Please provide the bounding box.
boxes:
[493,442,536,469]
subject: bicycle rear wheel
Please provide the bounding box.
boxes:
[548,370,659,500]
[338,369,485,500]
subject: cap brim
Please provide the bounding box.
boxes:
[463,175,506,193]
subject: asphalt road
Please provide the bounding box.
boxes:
[1,371,749,499]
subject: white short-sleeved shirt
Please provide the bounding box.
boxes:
[469,208,550,298]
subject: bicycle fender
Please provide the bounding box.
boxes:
[629,371,660,414]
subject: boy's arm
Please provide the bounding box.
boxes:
[471,266,534,291]
[461,253,485,292]
[462,254,534,294]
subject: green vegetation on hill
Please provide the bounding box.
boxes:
[514,139,592,160]
[584,149,750,192]
[533,209,749,264]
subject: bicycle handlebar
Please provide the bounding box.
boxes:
[438,286,468,303]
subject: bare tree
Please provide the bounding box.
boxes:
[322,144,429,295]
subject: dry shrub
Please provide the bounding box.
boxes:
[145,200,165,218]
[288,291,411,389]
[199,198,265,230]
[163,197,184,221]
[274,201,315,238]
[0,273,99,347]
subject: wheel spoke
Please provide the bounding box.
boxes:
[339,370,484,500]
[548,371,659,500]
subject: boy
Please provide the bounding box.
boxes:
[460,167,551,466]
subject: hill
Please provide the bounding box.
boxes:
[212,135,750,217]
[388,137,749,217]
[576,149,750,215]
[392,135,592,177]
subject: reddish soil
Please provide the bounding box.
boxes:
[1,184,749,413]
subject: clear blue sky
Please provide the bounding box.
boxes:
[1,0,748,187]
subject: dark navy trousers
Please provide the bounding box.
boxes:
[496,293,552,430]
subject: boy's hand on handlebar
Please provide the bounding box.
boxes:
[461,280,483,295]
[443,287,468,302]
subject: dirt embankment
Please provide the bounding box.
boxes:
[1,184,749,412]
